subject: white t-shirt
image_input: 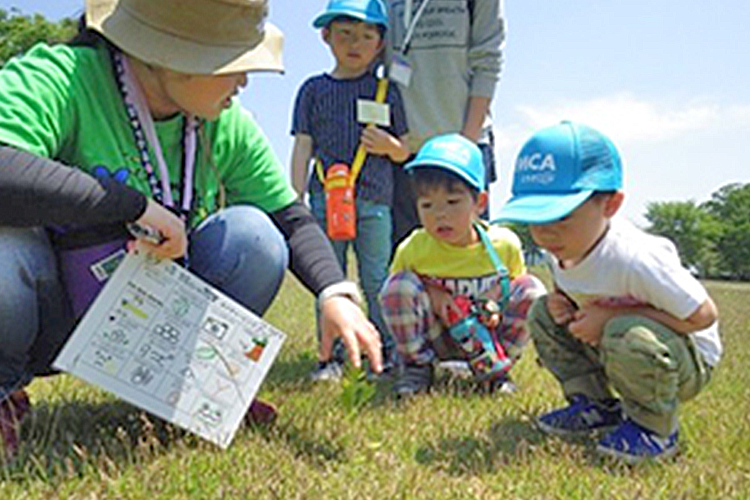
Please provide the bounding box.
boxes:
[548,219,722,366]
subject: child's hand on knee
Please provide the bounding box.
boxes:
[547,292,576,325]
[568,305,617,346]
[478,299,501,329]
[425,283,461,326]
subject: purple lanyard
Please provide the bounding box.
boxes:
[112,50,197,223]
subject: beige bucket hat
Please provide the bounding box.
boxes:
[86,0,284,75]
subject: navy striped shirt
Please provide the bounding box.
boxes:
[291,72,409,205]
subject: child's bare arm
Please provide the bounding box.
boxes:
[685,297,719,330]
[569,297,719,346]
[360,125,410,163]
[626,297,718,334]
[290,134,313,197]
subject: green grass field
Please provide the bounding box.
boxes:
[2,276,749,499]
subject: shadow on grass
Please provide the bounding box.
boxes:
[412,404,672,476]
[3,393,348,482]
[414,416,546,475]
[1,398,196,480]
[263,352,318,389]
[252,421,346,469]
[2,397,304,482]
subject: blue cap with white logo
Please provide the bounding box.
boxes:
[405,133,485,191]
[495,121,623,224]
[312,0,389,29]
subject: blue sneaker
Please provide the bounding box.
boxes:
[596,419,679,464]
[536,394,623,436]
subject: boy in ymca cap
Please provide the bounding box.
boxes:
[495,121,721,463]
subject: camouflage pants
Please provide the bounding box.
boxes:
[528,296,712,436]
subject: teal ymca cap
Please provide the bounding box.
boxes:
[312,0,389,29]
[405,133,485,191]
[495,121,623,224]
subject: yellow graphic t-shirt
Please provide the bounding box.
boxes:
[390,223,525,301]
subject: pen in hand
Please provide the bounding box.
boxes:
[127,222,166,245]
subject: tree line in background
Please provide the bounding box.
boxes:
[508,182,750,281]
[644,182,750,280]
[2,9,747,282]
[0,8,77,66]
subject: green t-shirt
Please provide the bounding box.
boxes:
[0,42,296,227]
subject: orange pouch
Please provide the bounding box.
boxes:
[324,163,356,240]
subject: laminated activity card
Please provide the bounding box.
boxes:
[54,251,285,448]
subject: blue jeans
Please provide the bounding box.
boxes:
[310,193,394,358]
[0,205,288,400]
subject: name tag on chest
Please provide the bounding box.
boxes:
[389,54,412,87]
[357,99,390,127]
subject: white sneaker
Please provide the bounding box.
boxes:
[309,360,344,382]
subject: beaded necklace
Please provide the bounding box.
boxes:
[111,49,197,225]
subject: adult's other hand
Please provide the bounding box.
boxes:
[319,296,383,373]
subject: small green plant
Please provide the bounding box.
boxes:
[340,366,376,415]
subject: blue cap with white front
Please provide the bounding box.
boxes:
[404,133,485,191]
[312,0,389,29]
[495,121,623,224]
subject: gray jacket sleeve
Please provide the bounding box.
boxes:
[468,0,505,98]
[0,145,147,226]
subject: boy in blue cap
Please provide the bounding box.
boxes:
[291,0,410,381]
[495,121,721,463]
[379,133,545,397]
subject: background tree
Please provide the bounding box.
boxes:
[644,200,721,277]
[500,222,544,266]
[702,182,750,280]
[0,8,76,66]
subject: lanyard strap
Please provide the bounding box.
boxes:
[474,222,511,309]
[349,77,388,185]
[112,50,197,223]
[402,0,432,55]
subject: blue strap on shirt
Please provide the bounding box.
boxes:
[474,222,510,310]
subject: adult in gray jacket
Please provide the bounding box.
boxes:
[387,0,505,247]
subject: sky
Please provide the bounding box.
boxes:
[4,0,749,225]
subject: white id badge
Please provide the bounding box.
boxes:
[357,100,391,127]
[90,249,127,282]
[390,53,412,87]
